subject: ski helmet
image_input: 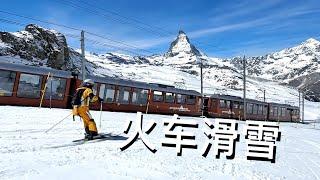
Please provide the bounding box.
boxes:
[83,79,94,87]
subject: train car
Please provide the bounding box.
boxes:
[206,94,268,121]
[0,62,73,108]
[83,75,202,116]
[207,94,243,119]
[245,99,268,121]
[0,61,301,121]
[268,103,300,122]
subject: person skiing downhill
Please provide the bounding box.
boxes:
[72,79,102,140]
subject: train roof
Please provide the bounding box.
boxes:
[268,102,299,109]
[0,61,200,96]
[209,94,268,105]
[209,94,299,109]
[87,74,200,96]
[0,61,72,78]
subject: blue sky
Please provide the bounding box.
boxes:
[1,0,320,58]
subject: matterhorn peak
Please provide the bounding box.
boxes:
[166,30,201,57]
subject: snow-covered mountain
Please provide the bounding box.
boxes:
[0,24,319,103]
[0,24,73,70]
[230,38,320,101]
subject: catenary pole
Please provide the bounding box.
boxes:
[302,92,305,123]
[243,55,247,121]
[200,57,204,117]
[81,30,86,81]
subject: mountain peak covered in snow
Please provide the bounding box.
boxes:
[300,38,320,49]
[166,30,201,57]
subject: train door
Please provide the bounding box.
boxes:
[203,97,209,117]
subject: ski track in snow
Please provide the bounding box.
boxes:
[0,106,320,180]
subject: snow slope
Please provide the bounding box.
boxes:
[0,106,320,179]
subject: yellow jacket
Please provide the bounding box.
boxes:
[72,87,99,116]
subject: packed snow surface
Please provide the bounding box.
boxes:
[1,106,320,180]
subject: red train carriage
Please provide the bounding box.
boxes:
[245,100,268,121]
[205,94,299,122]
[0,62,73,108]
[206,94,243,119]
[206,94,268,120]
[83,76,202,116]
[0,61,300,121]
[268,103,300,122]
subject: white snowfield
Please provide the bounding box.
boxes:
[1,106,320,180]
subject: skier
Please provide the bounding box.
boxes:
[72,79,102,140]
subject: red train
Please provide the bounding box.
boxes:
[0,61,300,122]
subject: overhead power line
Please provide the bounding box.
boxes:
[0,10,154,56]
[0,17,149,56]
[55,0,169,38]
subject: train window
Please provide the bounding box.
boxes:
[253,104,258,115]
[44,77,66,100]
[258,105,263,115]
[99,84,106,99]
[176,94,186,104]
[132,89,148,105]
[281,108,286,117]
[187,95,196,104]
[17,73,42,98]
[247,103,253,114]
[0,70,16,96]
[263,105,268,115]
[278,107,281,117]
[104,84,116,103]
[92,83,98,95]
[220,100,226,108]
[239,103,244,109]
[116,86,131,104]
[273,107,278,116]
[165,92,175,103]
[233,102,239,109]
[226,101,231,108]
[153,91,163,102]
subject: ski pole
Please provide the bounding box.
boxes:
[99,101,103,129]
[45,112,72,133]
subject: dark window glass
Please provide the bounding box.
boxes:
[233,102,239,109]
[226,101,231,108]
[116,86,130,104]
[153,91,163,102]
[263,105,268,115]
[99,84,106,99]
[104,84,115,103]
[258,105,263,115]
[0,70,16,96]
[165,92,175,103]
[278,107,281,117]
[239,103,244,109]
[253,104,258,115]
[44,77,66,100]
[273,107,278,116]
[17,73,42,98]
[220,100,226,108]
[281,108,286,117]
[176,94,186,104]
[247,103,253,114]
[132,89,148,105]
[187,95,196,104]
